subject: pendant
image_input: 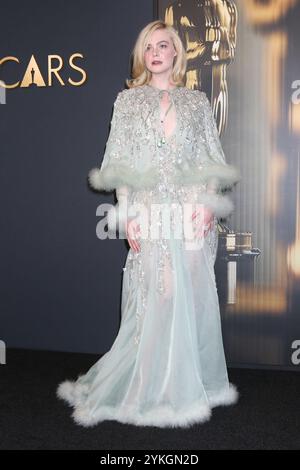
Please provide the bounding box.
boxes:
[157,136,166,147]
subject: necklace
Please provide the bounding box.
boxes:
[157,90,174,147]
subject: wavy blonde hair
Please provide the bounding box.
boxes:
[126,20,187,89]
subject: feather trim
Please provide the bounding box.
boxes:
[88,162,240,193]
[88,164,159,192]
[197,192,235,218]
[174,163,241,190]
[57,379,238,428]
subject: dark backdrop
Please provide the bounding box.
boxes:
[0,0,154,354]
[2,1,300,372]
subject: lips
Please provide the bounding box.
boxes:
[152,61,162,65]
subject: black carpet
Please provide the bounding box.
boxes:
[0,348,299,450]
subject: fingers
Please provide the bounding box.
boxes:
[127,232,139,252]
[192,211,213,223]
[126,221,141,253]
[204,208,214,223]
[191,206,214,240]
[193,219,214,239]
[127,235,139,252]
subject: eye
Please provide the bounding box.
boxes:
[160,44,167,48]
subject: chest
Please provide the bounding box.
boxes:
[158,93,177,139]
[131,93,203,143]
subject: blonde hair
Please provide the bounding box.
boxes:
[126,20,187,89]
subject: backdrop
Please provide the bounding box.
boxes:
[0,0,155,355]
[1,0,300,371]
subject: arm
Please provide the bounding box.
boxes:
[88,91,137,236]
[200,92,239,219]
[88,90,133,192]
[106,184,132,236]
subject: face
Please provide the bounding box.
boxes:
[143,29,177,77]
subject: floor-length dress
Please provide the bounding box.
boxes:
[57,84,240,428]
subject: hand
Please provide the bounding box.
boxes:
[191,206,214,239]
[126,218,141,253]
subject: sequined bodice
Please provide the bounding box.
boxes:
[128,85,206,207]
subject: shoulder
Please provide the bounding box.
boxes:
[111,88,136,117]
[190,88,209,102]
[190,89,212,114]
[114,87,130,103]
[181,87,208,102]
[117,87,136,97]
[114,87,139,109]
[116,87,140,100]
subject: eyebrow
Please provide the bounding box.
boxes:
[146,40,169,46]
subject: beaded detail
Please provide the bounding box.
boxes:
[92,84,240,346]
[88,85,240,193]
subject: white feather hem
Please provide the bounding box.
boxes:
[57,380,239,428]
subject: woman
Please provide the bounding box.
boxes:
[57,20,240,428]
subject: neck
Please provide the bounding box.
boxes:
[148,75,177,90]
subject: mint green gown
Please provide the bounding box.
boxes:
[57,84,240,428]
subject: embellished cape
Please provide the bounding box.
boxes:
[88,85,240,220]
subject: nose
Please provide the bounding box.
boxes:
[151,46,160,57]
